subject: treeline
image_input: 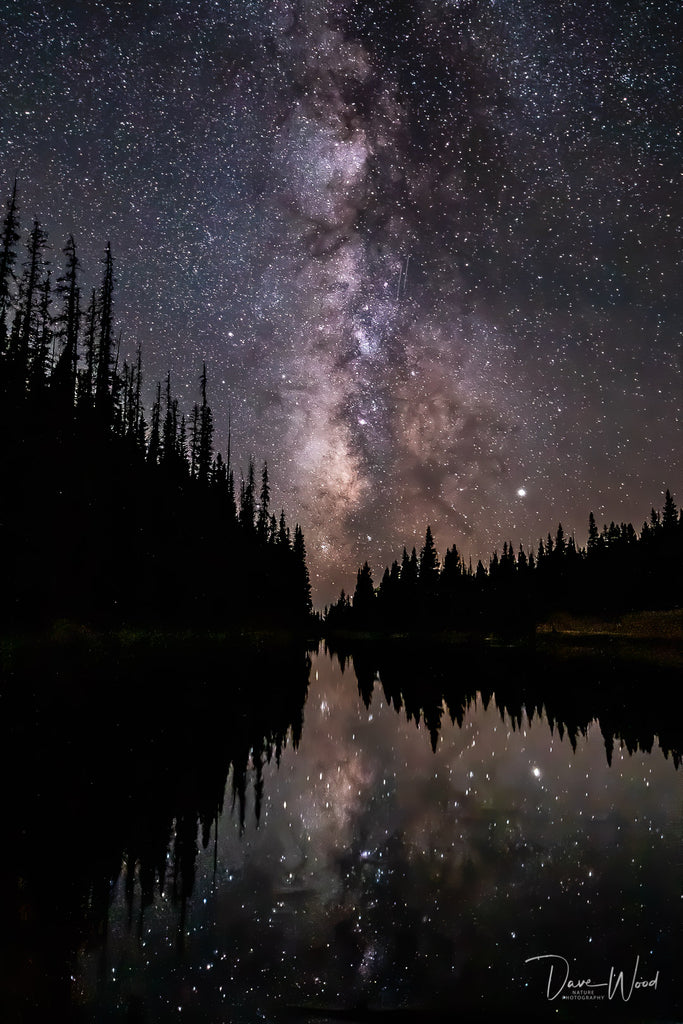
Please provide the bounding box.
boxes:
[327,495,682,633]
[324,640,681,767]
[0,183,312,627]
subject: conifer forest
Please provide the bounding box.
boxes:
[0,185,312,629]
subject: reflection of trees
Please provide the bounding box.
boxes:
[326,638,682,767]
[0,638,311,1021]
[302,642,681,1016]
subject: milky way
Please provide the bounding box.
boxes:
[1,0,680,601]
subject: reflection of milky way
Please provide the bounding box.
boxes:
[2,0,680,600]
[95,654,681,1018]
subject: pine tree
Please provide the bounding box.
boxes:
[147,381,162,465]
[29,270,52,392]
[226,466,237,523]
[178,413,187,467]
[197,362,213,485]
[13,219,48,384]
[662,490,677,531]
[79,288,97,406]
[353,561,375,622]
[95,243,114,414]
[161,372,175,464]
[240,458,256,531]
[0,180,20,356]
[278,509,290,548]
[52,234,80,400]
[257,462,270,542]
[190,403,199,478]
[293,523,312,614]
[419,525,439,588]
[134,346,143,442]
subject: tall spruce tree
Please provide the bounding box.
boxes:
[13,219,48,383]
[419,525,439,590]
[79,288,97,406]
[293,524,312,614]
[95,243,114,415]
[257,462,270,542]
[353,561,375,622]
[29,270,52,392]
[197,362,213,485]
[0,181,20,356]
[52,234,80,400]
[240,458,256,531]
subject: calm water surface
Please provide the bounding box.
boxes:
[77,651,681,1022]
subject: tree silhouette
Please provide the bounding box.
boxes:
[0,195,314,630]
[51,235,80,403]
[95,242,114,415]
[326,490,682,636]
[0,180,20,357]
[353,561,375,626]
[257,462,270,542]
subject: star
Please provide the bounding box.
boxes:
[0,0,679,603]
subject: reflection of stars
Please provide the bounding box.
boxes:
[91,652,680,1020]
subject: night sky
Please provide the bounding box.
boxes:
[1,0,680,603]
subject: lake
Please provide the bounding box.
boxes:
[46,641,680,1023]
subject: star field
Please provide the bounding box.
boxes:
[1,0,680,601]
[90,653,680,1018]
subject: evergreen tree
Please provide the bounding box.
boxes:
[353,561,375,624]
[257,462,270,542]
[79,288,97,406]
[147,381,162,466]
[278,509,290,548]
[95,242,114,414]
[178,413,187,467]
[29,270,52,392]
[190,403,199,478]
[13,219,48,382]
[52,235,80,400]
[0,180,20,355]
[161,372,176,465]
[197,362,213,485]
[240,459,256,531]
[134,346,143,442]
[419,525,439,590]
[293,523,312,614]
[662,490,677,531]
